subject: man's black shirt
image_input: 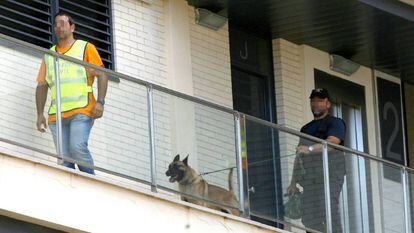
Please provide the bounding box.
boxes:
[300,115,346,146]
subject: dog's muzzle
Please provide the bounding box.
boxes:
[166,168,182,183]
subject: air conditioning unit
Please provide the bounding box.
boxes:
[329,54,360,76]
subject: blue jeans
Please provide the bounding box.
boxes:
[49,114,95,175]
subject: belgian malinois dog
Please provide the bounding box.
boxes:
[165,154,239,215]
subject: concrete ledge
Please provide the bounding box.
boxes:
[0,151,287,233]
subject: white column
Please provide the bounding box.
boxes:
[164,0,197,167]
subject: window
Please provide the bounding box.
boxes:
[0,0,114,69]
[0,0,52,48]
[59,0,113,69]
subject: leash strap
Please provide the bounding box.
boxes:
[200,166,236,176]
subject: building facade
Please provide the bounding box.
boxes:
[1,0,414,232]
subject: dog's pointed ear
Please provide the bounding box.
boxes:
[173,154,180,162]
[183,155,189,165]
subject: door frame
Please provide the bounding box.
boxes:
[229,26,282,225]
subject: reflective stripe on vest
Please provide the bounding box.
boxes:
[44,40,92,115]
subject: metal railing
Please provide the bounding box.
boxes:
[0,32,413,233]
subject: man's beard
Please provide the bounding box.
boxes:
[312,109,325,118]
[56,31,70,40]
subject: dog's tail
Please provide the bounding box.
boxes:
[228,168,234,193]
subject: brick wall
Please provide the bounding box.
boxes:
[273,38,305,167]
[107,0,174,186]
[112,0,167,85]
[0,42,56,163]
[272,38,306,227]
[188,6,232,108]
[0,0,238,205]
[273,39,304,130]
[108,1,237,193]
[187,5,238,193]
[89,81,151,181]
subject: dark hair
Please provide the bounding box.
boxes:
[54,11,75,26]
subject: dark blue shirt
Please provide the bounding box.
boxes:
[300,116,346,145]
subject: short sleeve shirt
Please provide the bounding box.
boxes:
[300,116,346,145]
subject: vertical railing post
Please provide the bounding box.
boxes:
[402,168,412,233]
[234,112,248,216]
[147,84,157,192]
[53,57,64,161]
[322,142,333,233]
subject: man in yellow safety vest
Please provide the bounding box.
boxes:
[35,12,108,175]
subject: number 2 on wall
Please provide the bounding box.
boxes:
[383,101,400,160]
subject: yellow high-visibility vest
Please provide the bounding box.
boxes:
[44,40,92,115]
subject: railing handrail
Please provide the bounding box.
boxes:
[0,33,236,115]
[244,115,414,172]
[1,32,412,173]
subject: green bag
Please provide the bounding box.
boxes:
[284,192,303,220]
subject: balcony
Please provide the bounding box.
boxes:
[0,33,413,233]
